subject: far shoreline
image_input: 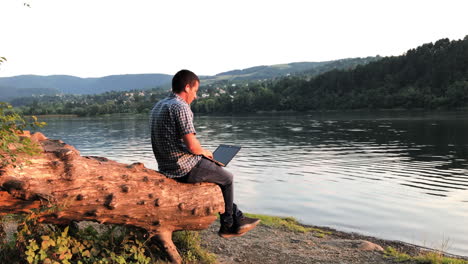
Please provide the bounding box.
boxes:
[25,114,79,118]
[26,108,468,119]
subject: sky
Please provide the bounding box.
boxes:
[1,0,468,78]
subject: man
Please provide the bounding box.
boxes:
[150,69,260,238]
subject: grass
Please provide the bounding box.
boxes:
[173,231,217,264]
[384,246,468,264]
[244,213,332,237]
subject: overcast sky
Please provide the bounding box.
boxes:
[1,0,468,78]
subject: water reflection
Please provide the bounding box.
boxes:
[38,111,468,256]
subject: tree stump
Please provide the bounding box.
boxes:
[0,131,225,263]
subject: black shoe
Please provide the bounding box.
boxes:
[218,224,246,238]
[236,216,261,234]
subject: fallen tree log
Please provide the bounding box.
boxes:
[0,131,225,263]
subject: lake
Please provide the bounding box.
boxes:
[37,111,468,256]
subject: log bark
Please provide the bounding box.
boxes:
[0,131,225,263]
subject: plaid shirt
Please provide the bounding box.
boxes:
[149,93,202,178]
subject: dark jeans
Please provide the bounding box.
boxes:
[177,158,242,226]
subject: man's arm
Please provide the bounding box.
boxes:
[182,133,213,159]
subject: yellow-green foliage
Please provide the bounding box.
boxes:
[13,214,152,264]
[0,102,46,167]
[384,246,413,262]
[384,246,468,264]
[244,213,332,237]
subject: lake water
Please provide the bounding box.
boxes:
[37,111,468,256]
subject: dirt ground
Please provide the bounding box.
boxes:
[200,221,466,264]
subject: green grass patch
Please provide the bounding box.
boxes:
[384,246,468,264]
[244,213,332,237]
[384,246,413,262]
[173,231,217,264]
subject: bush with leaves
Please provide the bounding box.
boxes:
[2,211,153,264]
[0,102,46,167]
[0,210,217,264]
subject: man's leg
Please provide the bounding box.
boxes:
[184,158,236,224]
[183,158,259,237]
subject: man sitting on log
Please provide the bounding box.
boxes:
[150,69,260,238]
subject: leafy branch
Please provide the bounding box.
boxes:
[0,102,46,167]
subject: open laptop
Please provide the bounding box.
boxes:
[207,144,241,167]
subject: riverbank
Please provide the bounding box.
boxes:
[200,215,468,264]
[2,215,468,263]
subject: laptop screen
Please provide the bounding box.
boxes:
[213,144,241,166]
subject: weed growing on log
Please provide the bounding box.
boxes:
[0,102,46,167]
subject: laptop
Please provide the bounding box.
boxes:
[208,144,241,167]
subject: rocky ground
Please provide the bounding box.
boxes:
[200,221,465,264]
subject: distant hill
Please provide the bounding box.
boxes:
[0,58,379,101]
[0,74,173,99]
[211,62,327,80]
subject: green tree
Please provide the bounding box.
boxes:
[446,81,468,107]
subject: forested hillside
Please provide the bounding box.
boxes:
[193,36,468,112]
[202,57,380,82]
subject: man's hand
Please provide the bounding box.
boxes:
[203,150,213,159]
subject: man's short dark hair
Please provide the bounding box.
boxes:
[172,69,200,93]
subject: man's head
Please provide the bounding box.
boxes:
[172,69,200,104]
